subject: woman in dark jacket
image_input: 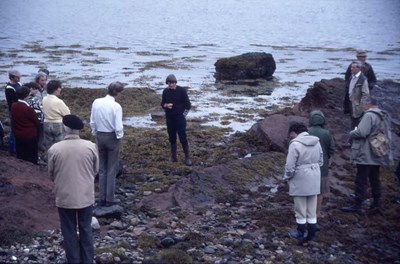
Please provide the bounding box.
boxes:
[308,110,336,218]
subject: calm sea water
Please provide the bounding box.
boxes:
[1,0,399,131]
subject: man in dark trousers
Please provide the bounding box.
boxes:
[161,74,192,166]
[48,115,99,264]
[341,97,392,214]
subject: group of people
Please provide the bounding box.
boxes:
[2,70,192,263]
[284,50,394,243]
[4,69,70,164]
[1,50,396,261]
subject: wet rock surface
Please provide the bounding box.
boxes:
[0,79,399,263]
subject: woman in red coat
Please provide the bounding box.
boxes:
[11,86,39,164]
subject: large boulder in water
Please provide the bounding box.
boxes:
[214,52,276,81]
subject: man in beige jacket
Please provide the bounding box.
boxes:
[48,114,99,264]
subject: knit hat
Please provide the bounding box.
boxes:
[166,74,177,84]
[63,115,84,130]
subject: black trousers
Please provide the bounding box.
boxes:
[58,206,93,264]
[355,164,381,202]
[15,137,38,165]
[166,114,188,146]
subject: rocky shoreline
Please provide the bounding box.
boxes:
[0,79,399,263]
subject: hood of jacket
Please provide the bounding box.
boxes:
[291,132,320,147]
[367,107,387,119]
[309,110,326,127]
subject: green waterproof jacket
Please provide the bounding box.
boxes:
[308,110,336,177]
[350,107,392,166]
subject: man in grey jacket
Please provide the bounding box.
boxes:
[343,61,370,130]
[284,122,323,242]
[48,115,99,264]
[341,97,392,213]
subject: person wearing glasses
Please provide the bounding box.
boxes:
[161,74,192,166]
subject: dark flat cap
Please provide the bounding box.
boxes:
[63,114,84,130]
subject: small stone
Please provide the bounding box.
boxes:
[143,191,152,196]
[204,246,216,254]
[91,217,100,230]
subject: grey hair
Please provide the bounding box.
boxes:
[35,72,47,82]
[63,125,80,135]
[8,69,21,78]
[351,60,363,69]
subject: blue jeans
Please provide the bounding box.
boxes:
[58,206,94,264]
[8,112,16,154]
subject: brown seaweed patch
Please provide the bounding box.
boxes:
[22,44,46,52]
[181,45,196,49]
[0,65,14,69]
[140,60,191,71]
[182,56,205,63]
[81,58,110,65]
[44,45,64,49]
[88,46,129,51]
[44,55,62,62]
[291,69,319,74]
[198,43,218,47]
[81,51,97,57]
[68,44,83,49]
[17,60,41,65]
[136,51,172,56]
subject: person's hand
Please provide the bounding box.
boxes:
[164,103,173,109]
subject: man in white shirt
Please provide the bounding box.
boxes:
[90,82,124,207]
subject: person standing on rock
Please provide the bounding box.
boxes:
[90,81,124,207]
[343,61,370,130]
[161,74,192,166]
[341,97,392,214]
[5,69,22,155]
[345,50,377,91]
[48,114,99,264]
[42,80,70,152]
[308,110,336,219]
[284,122,323,242]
